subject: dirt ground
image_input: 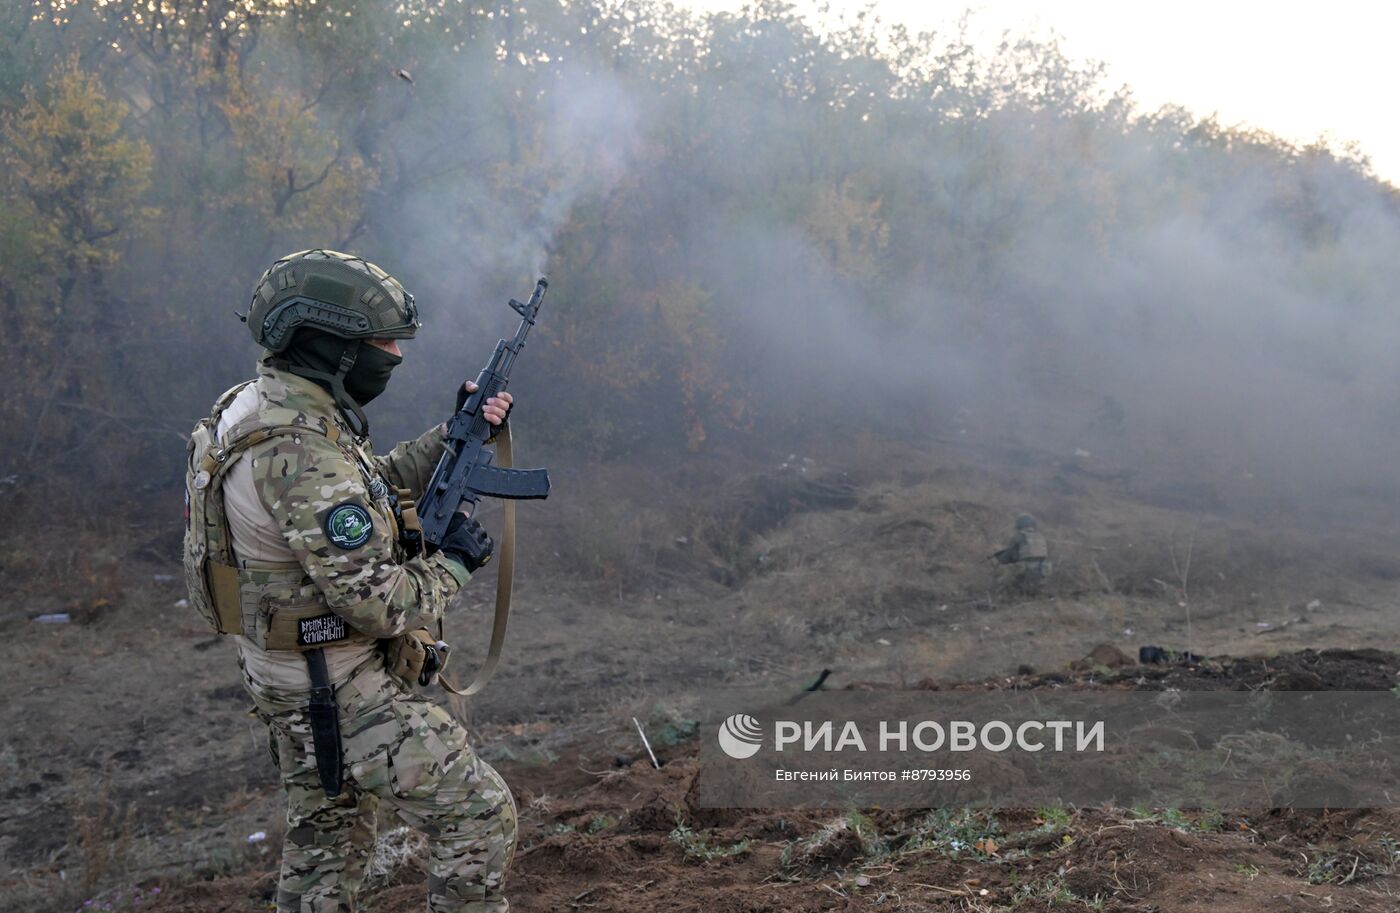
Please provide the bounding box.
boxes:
[3,435,1400,911]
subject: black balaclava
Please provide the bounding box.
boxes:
[277,329,402,436]
[344,343,402,405]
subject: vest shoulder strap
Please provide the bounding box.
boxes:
[200,407,343,477]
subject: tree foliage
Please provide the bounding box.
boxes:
[2,0,1396,504]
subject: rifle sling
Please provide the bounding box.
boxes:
[438,421,515,698]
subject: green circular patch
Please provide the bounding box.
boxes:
[325,502,373,549]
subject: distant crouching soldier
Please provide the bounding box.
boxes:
[993,513,1052,592]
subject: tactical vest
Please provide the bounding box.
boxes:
[183,382,396,651]
[1018,530,1049,561]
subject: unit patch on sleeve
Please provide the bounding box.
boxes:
[324,502,374,549]
[298,613,349,646]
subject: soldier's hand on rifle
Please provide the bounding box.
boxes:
[456,381,513,426]
[439,510,494,573]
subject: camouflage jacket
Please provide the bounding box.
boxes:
[230,359,469,643]
[1010,529,1049,562]
[995,529,1049,565]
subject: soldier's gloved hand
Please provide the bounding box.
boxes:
[456,381,513,428]
[439,511,493,573]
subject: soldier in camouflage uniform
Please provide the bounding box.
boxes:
[186,250,516,912]
[993,514,1052,594]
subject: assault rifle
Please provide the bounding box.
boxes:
[418,279,552,549]
[406,279,551,698]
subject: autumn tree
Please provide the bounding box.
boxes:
[0,59,154,477]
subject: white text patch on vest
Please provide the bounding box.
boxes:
[298,614,349,646]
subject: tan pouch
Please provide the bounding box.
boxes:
[386,629,439,684]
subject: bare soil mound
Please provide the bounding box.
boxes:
[864,646,1400,693]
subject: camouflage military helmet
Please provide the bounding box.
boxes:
[247,249,420,353]
[1015,514,1038,531]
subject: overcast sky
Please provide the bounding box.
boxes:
[682,0,1399,185]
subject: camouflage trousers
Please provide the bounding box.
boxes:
[999,558,1052,594]
[246,659,517,913]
